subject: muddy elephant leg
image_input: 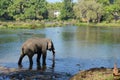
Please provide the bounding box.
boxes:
[36,53,41,70]
[42,52,47,66]
[28,55,33,70]
[18,54,25,68]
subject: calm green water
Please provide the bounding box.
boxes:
[0,26,120,75]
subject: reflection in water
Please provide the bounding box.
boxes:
[74,27,120,59]
[37,58,55,72]
[0,26,120,75]
[76,27,120,44]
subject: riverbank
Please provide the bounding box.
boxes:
[0,20,120,29]
[70,67,120,80]
[76,22,120,27]
[0,20,75,29]
[0,66,71,80]
[1,66,120,80]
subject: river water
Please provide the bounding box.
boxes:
[0,26,120,75]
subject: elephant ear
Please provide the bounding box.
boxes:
[47,39,52,50]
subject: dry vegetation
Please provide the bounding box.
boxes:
[70,67,120,80]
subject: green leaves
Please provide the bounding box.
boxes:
[60,0,74,20]
[0,0,119,22]
[0,0,12,16]
[0,0,48,20]
[74,0,120,23]
[74,0,103,23]
[103,0,120,22]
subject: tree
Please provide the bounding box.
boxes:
[0,0,12,20]
[47,2,63,20]
[74,0,103,23]
[7,0,48,20]
[35,0,48,19]
[97,0,120,22]
[60,0,74,20]
[105,0,120,22]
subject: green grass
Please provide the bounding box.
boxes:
[0,20,120,29]
[0,20,74,29]
[0,21,46,29]
[76,22,120,27]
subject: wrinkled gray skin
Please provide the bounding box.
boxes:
[18,37,55,70]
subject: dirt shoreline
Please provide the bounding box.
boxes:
[70,67,120,80]
[0,66,71,80]
[0,66,120,80]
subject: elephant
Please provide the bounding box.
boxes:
[18,37,55,70]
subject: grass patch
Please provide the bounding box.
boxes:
[76,22,120,27]
[70,68,117,80]
[0,20,75,29]
[0,20,120,29]
[0,21,45,29]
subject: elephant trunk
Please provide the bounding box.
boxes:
[52,50,55,68]
[52,49,55,61]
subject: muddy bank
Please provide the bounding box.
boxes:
[70,67,120,80]
[0,66,71,80]
[1,66,120,80]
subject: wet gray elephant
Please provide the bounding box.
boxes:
[18,37,55,70]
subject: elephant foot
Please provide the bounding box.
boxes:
[18,65,23,69]
[52,63,55,68]
[28,68,32,70]
[42,63,46,66]
[37,66,41,70]
[28,66,33,70]
[42,65,47,71]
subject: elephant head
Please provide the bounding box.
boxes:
[47,39,55,52]
[46,39,55,64]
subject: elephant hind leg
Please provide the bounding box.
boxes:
[28,55,33,70]
[18,54,25,68]
[36,53,41,70]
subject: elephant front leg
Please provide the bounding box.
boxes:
[36,53,41,70]
[42,53,46,66]
[18,54,25,68]
[28,56,33,70]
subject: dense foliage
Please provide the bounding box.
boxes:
[0,0,120,23]
[0,0,48,20]
[60,0,74,20]
[74,0,120,23]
